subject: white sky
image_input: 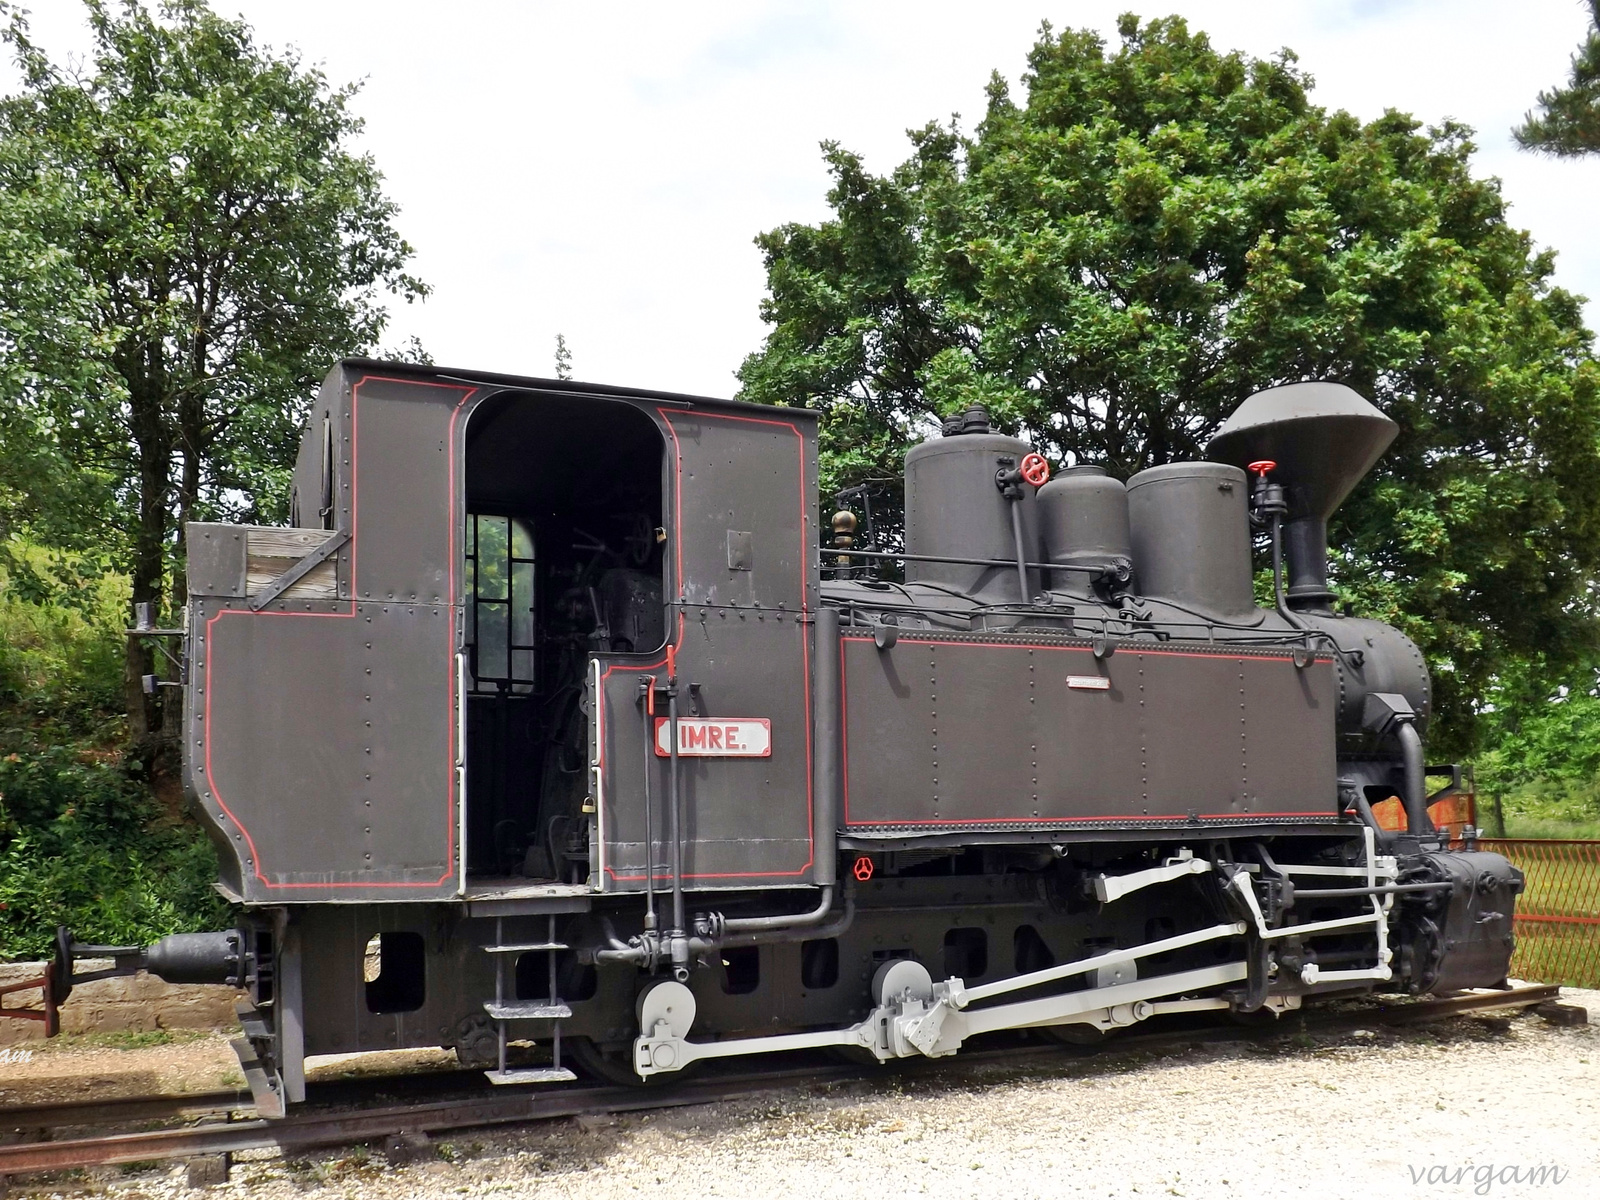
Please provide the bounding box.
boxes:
[10,0,1600,398]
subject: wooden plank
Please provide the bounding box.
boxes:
[245,561,338,599]
[246,526,339,558]
[244,526,341,600]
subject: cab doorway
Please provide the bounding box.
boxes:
[461,391,666,885]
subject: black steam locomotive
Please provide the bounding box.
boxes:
[35,363,1521,1113]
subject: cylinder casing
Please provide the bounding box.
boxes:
[904,431,1039,602]
[1126,462,1254,619]
[1037,466,1132,595]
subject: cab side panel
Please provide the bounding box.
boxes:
[185,369,472,902]
[596,408,821,889]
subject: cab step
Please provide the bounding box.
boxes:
[483,1066,578,1085]
[484,1000,572,1020]
[484,915,573,1083]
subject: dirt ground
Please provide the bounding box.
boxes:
[0,1033,462,1109]
[3,989,1595,1200]
[0,1031,242,1108]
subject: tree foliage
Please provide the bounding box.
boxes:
[1515,0,1600,157]
[738,14,1600,754]
[1478,660,1600,784]
[0,0,425,745]
[0,546,229,959]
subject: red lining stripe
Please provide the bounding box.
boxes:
[844,813,1333,826]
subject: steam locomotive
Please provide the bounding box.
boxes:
[31,363,1521,1114]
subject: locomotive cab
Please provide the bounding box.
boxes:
[176,362,822,911]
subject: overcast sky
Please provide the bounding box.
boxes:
[9,1,1599,397]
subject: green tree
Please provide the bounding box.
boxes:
[1515,0,1600,156]
[0,0,426,757]
[1473,657,1600,835]
[738,14,1600,755]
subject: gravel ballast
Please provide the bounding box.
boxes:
[8,990,1597,1200]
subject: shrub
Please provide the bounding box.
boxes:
[0,747,232,960]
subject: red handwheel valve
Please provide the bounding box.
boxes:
[1246,460,1286,523]
[852,855,875,882]
[1020,453,1051,487]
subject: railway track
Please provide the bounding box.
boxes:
[0,984,1562,1187]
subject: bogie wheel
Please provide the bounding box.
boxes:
[567,1036,702,1087]
[825,1044,885,1067]
[1226,1006,1286,1029]
[1039,1022,1109,1056]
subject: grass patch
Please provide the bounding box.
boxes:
[1502,816,1600,839]
[1482,774,1600,839]
[35,1028,213,1053]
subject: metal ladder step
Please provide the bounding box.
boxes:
[486,915,571,1084]
[484,1000,572,1020]
[483,1066,578,1085]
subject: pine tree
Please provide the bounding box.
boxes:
[1515,0,1600,156]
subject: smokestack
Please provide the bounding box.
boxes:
[1206,383,1397,613]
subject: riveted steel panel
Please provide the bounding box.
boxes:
[189,598,457,902]
[186,523,248,597]
[840,633,1336,829]
[659,409,811,612]
[596,406,819,889]
[596,616,814,887]
[347,374,474,607]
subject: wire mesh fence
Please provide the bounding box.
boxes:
[1479,838,1600,988]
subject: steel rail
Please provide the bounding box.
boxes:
[0,1089,253,1131]
[0,984,1562,1181]
[0,1065,493,1133]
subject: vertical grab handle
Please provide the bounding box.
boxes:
[456,651,468,895]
